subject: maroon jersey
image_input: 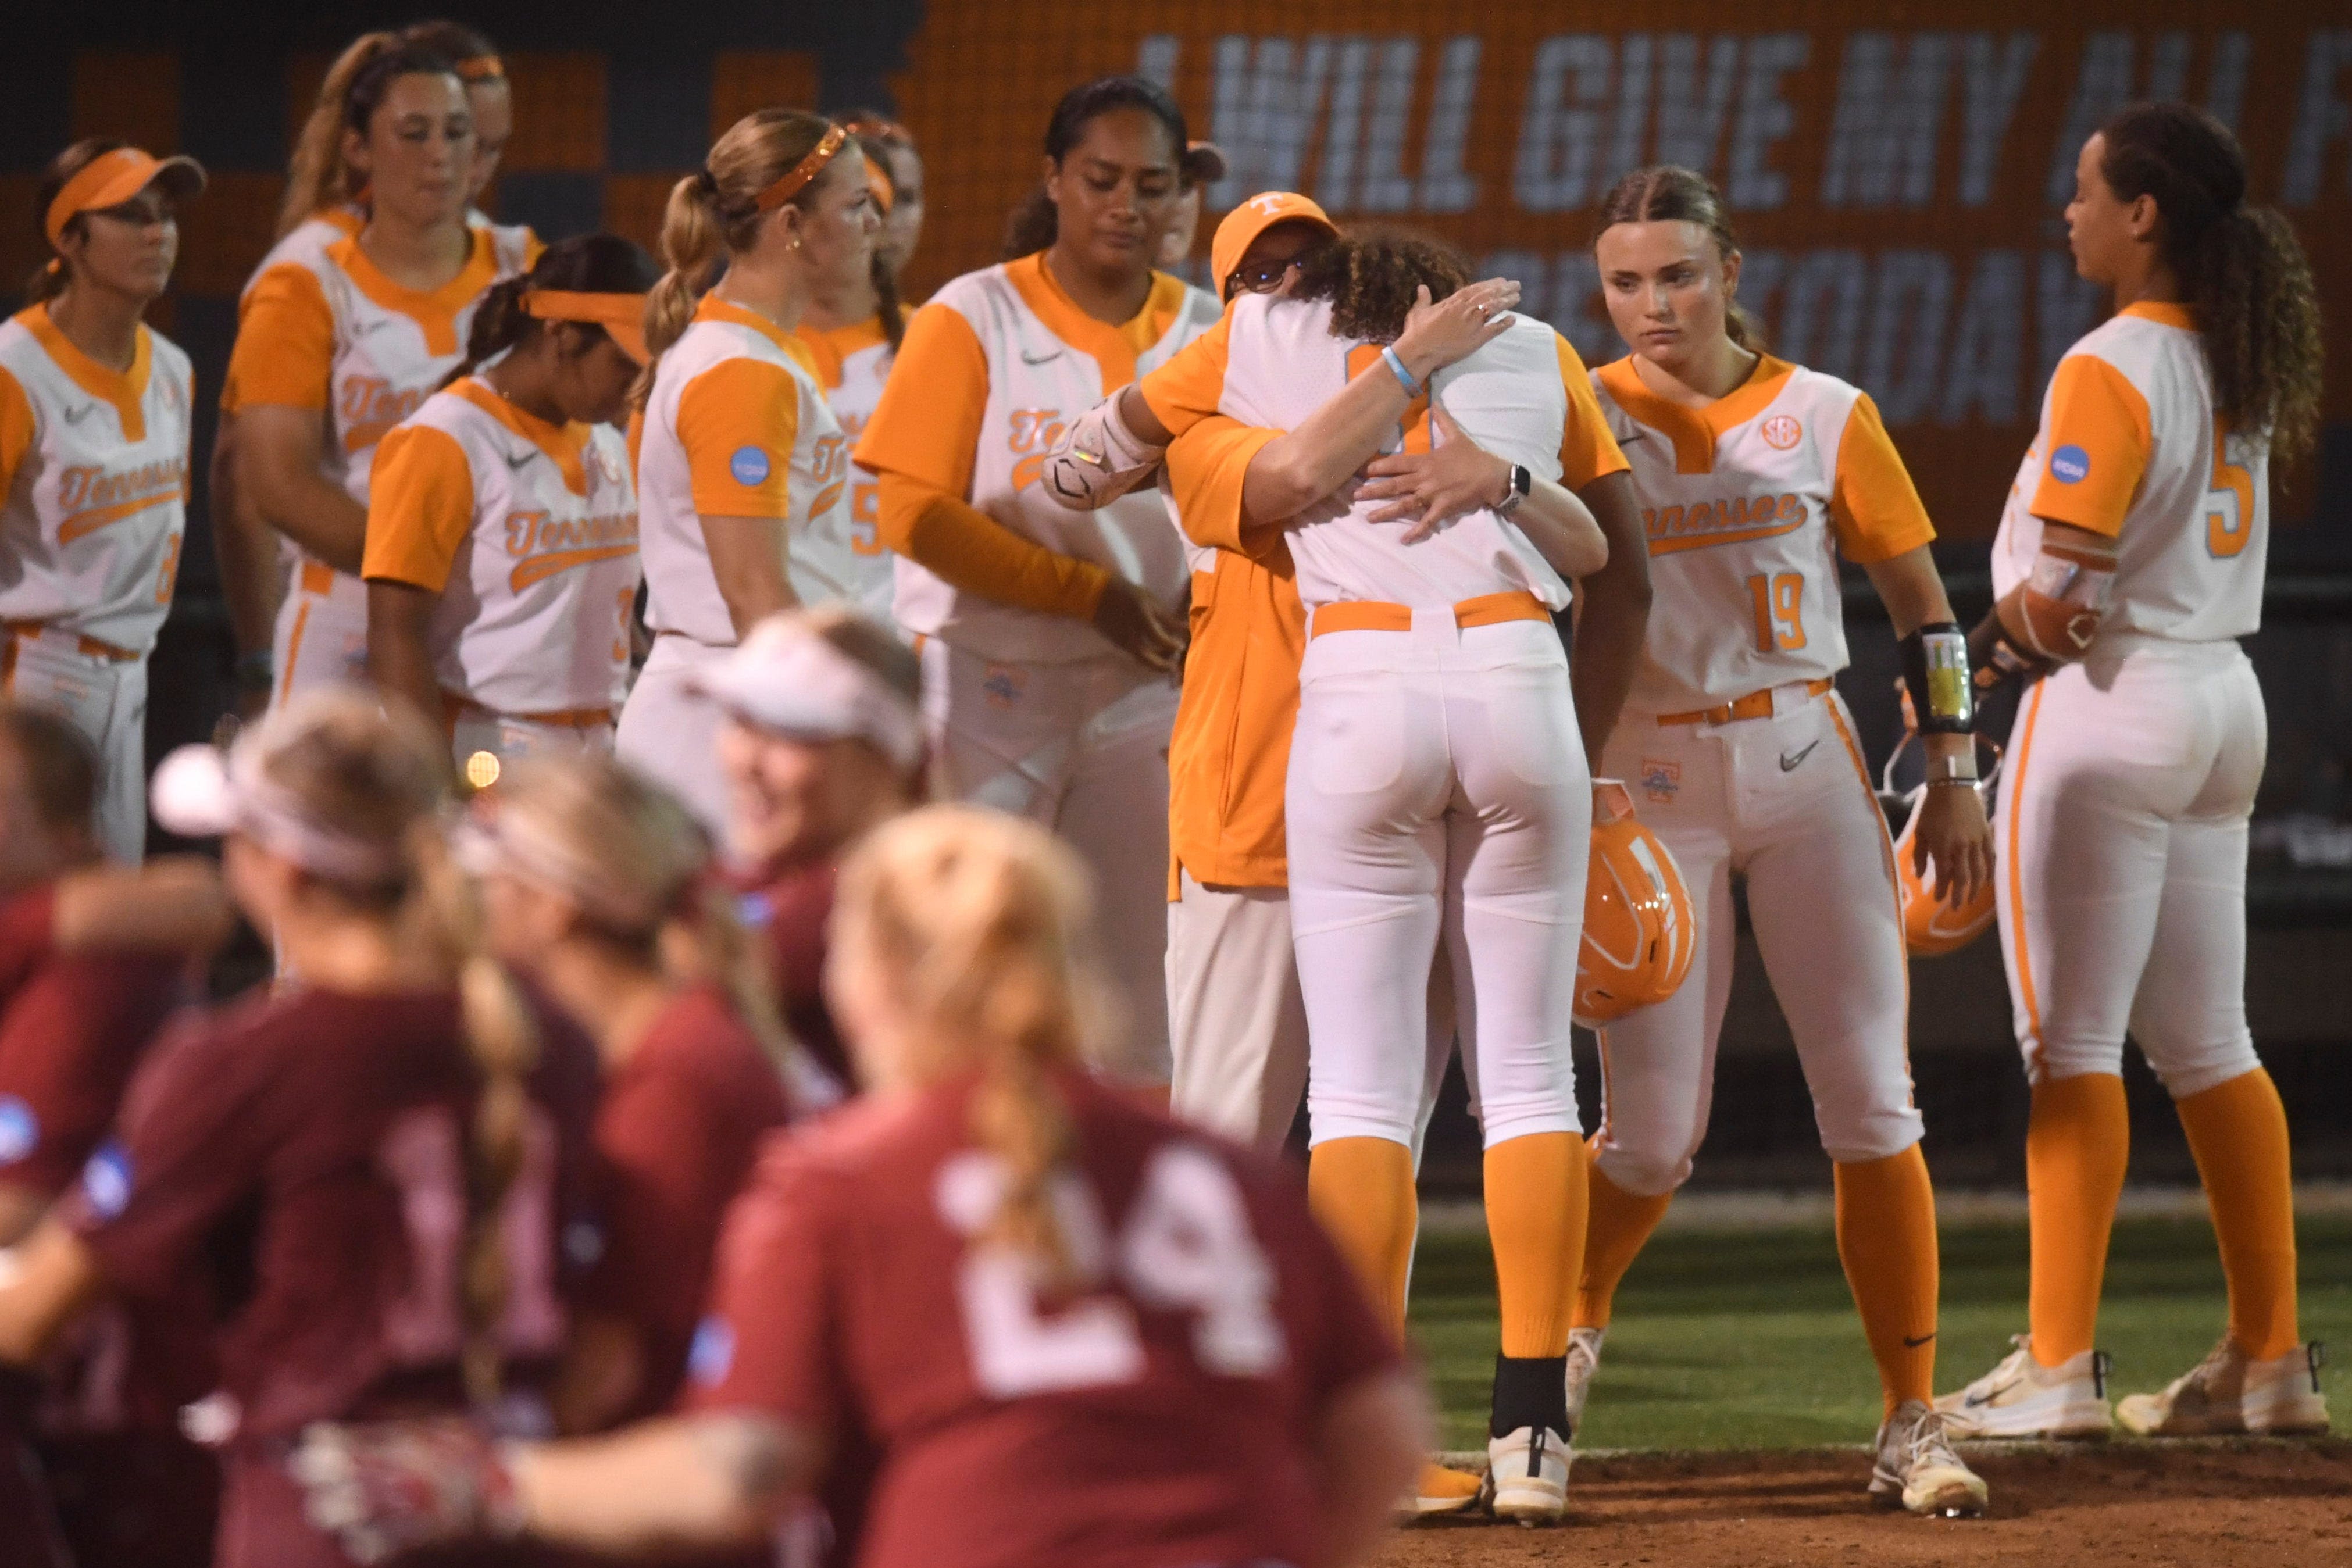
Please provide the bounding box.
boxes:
[0,952,190,1202]
[63,986,604,1443]
[583,985,790,1423]
[0,881,58,1016]
[736,860,852,1091]
[688,1071,1400,1568]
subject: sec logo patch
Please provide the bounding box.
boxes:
[982,664,1027,709]
[1760,415,1801,451]
[729,445,772,486]
[1640,759,1682,804]
[2049,444,2090,484]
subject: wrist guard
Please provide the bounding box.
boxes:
[1899,620,1974,735]
[1043,395,1165,512]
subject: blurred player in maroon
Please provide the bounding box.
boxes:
[290,803,1429,1568]
[0,703,233,1568]
[0,690,602,1568]
[699,607,926,1098]
[462,751,791,1430]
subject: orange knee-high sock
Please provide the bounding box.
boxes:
[2027,1071,2131,1366]
[1572,1155,1674,1331]
[2176,1068,2300,1360]
[1833,1145,1941,1415]
[1308,1136,1419,1335]
[1482,1132,1588,1358]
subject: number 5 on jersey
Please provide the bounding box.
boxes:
[2205,422,2255,559]
[1746,572,1807,652]
[938,1142,1286,1399]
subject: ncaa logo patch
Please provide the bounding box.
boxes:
[982,664,1026,710]
[2049,444,2091,484]
[729,445,772,487]
[688,1316,736,1386]
[1759,415,1801,451]
[82,1140,133,1219]
[1640,759,1682,805]
[0,1095,37,1165]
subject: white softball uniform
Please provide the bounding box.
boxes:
[795,316,901,622]
[856,255,1222,1084]
[1186,296,1591,1151]
[227,222,534,710]
[363,377,639,767]
[1588,353,1936,1194]
[620,294,854,832]
[0,308,193,860]
[1993,301,2269,1095]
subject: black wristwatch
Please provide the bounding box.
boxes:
[1496,463,1532,519]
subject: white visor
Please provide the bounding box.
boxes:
[150,741,406,884]
[690,615,925,771]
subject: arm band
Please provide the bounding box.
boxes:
[1900,620,1975,735]
[1380,345,1421,397]
[1042,395,1165,512]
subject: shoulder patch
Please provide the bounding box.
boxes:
[2048,444,2090,485]
[729,445,772,486]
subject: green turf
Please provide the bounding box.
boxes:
[1406,1209,2352,1451]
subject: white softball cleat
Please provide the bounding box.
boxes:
[1563,1326,1605,1432]
[2115,1337,2329,1437]
[1871,1401,1990,1518]
[1935,1335,2113,1438]
[1486,1424,1571,1525]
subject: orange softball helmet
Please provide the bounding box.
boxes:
[1880,733,2000,957]
[1575,781,1695,1027]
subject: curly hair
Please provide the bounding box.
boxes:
[1289,230,1471,344]
[2097,103,2324,466]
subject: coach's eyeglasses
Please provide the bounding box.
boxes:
[1223,257,1298,300]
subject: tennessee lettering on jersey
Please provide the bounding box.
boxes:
[1594,353,1934,715]
[363,377,639,718]
[1994,301,2264,644]
[855,253,1223,662]
[638,294,850,645]
[0,307,195,653]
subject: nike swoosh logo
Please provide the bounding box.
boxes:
[62,403,95,424]
[1019,348,1063,365]
[1779,739,1819,772]
[504,450,536,470]
[1904,1334,1935,1349]
[1962,1380,2011,1408]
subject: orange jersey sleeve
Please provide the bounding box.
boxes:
[0,367,33,501]
[1828,392,1936,563]
[226,264,334,412]
[678,358,801,520]
[2028,353,2150,539]
[362,424,477,591]
[873,472,1107,620]
[853,302,986,496]
[1136,312,1232,438]
[1553,333,1630,491]
[1164,416,1281,556]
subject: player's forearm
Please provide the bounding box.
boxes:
[365,583,449,734]
[1241,362,1418,524]
[53,858,233,956]
[1861,544,1955,641]
[511,1414,806,1553]
[1568,473,1651,769]
[1512,477,1608,581]
[877,473,1107,619]
[208,423,283,658]
[697,515,798,641]
[0,1218,103,1366]
[249,461,368,576]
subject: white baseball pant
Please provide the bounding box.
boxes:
[615,635,731,834]
[271,566,369,709]
[1287,614,1589,1151]
[4,628,147,863]
[1996,635,2265,1096]
[1592,686,1923,1196]
[1168,870,1461,1153]
[921,640,1179,1085]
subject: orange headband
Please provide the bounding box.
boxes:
[454,54,506,83]
[752,124,848,212]
[863,152,895,215]
[522,290,651,365]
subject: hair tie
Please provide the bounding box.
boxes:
[754,124,848,212]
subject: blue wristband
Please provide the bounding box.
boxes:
[1380,345,1421,397]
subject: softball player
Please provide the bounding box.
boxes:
[1939,105,2329,1440]
[225,39,534,713]
[792,120,925,621]
[213,23,524,710]
[618,110,878,834]
[854,76,1222,1089]
[0,142,205,862]
[1568,166,1991,1517]
[363,236,656,770]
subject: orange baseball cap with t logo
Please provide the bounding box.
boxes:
[1209,192,1336,302]
[45,146,206,247]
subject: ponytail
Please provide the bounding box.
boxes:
[639,110,841,408]
[279,31,397,238]
[442,274,529,389]
[2097,103,2324,467]
[871,249,908,356]
[1001,187,1057,260]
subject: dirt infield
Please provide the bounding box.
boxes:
[1379,1439,2352,1567]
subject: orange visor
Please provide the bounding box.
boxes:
[863,151,895,215]
[45,147,206,248]
[753,124,848,211]
[522,290,651,366]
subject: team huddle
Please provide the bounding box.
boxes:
[0,15,2331,1566]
